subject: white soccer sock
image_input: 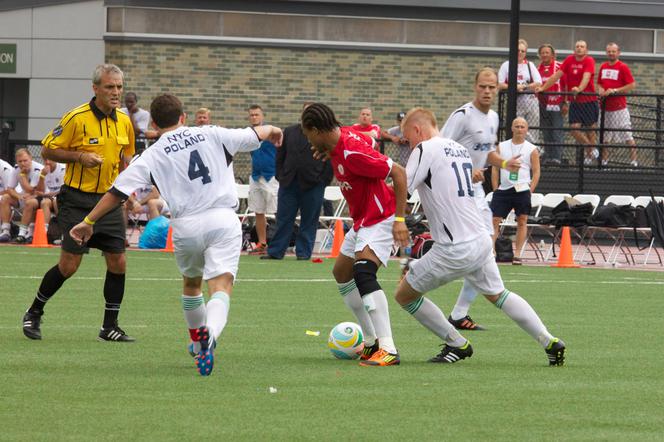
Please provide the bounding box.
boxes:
[495,290,554,348]
[338,280,377,346]
[450,279,480,320]
[18,224,28,237]
[206,291,231,341]
[367,290,397,354]
[28,223,34,236]
[1,222,9,233]
[181,294,206,329]
[402,296,467,347]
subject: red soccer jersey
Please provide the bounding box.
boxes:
[331,127,395,230]
[351,123,381,140]
[538,60,567,108]
[598,60,634,111]
[561,55,597,103]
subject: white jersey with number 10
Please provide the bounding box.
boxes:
[406,136,483,246]
[112,125,260,218]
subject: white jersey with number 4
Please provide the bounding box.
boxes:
[112,125,260,218]
[406,136,483,246]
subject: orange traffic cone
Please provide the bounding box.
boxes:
[327,220,345,259]
[28,209,51,248]
[162,225,174,252]
[551,226,579,268]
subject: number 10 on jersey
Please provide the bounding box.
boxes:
[451,162,475,197]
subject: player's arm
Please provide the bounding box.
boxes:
[529,148,541,193]
[491,164,499,191]
[253,125,283,147]
[389,163,409,247]
[488,150,520,173]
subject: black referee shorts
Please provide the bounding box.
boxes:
[57,185,126,254]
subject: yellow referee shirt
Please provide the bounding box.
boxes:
[42,98,136,194]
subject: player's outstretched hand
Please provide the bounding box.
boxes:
[392,220,410,247]
[506,154,522,172]
[70,222,93,246]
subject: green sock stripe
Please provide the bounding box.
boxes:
[338,280,357,296]
[182,295,204,310]
[403,297,424,315]
[495,290,510,309]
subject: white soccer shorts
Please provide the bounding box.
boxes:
[340,216,395,267]
[406,233,505,295]
[248,176,278,214]
[171,207,242,280]
[602,108,633,143]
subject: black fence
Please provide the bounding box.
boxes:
[497,91,664,199]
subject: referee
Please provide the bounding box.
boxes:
[22,64,136,342]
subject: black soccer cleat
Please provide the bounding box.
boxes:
[98,325,136,342]
[448,315,486,331]
[545,338,566,366]
[22,311,43,340]
[429,341,473,363]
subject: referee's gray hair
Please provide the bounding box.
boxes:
[92,64,124,85]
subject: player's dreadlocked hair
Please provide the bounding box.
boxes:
[301,103,341,132]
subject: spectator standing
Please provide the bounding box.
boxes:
[539,40,599,165]
[261,103,334,260]
[498,39,542,144]
[21,64,136,342]
[490,118,540,264]
[247,104,278,255]
[381,112,411,166]
[121,92,157,152]
[597,42,637,166]
[0,148,44,243]
[537,43,567,164]
[351,107,381,142]
[195,108,212,126]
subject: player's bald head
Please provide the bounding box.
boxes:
[512,116,528,128]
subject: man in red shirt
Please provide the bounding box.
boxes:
[351,107,381,142]
[539,40,599,165]
[537,43,567,165]
[598,42,637,167]
[301,103,409,367]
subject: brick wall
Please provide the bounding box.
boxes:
[106,41,664,180]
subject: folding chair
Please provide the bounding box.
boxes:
[614,196,664,266]
[514,192,545,260]
[318,186,351,253]
[523,192,571,261]
[578,195,635,265]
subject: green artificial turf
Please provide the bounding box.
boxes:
[1,247,663,441]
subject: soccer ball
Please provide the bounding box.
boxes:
[328,322,365,359]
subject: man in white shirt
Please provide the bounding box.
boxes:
[0,148,44,242]
[121,92,158,152]
[396,107,565,366]
[440,67,521,331]
[33,159,66,234]
[70,94,283,376]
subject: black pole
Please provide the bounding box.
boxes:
[505,0,520,139]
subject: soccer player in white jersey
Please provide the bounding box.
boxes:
[440,67,521,331]
[70,94,283,376]
[396,108,565,366]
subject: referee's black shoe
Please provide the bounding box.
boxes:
[22,311,43,340]
[98,324,136,342]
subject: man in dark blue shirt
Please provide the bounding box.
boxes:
[247,105,278,254]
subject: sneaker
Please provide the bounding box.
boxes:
[22,311,43,340]
[447,315,486,331]
[195,326,214,376]
[429,341,473,363]
[360,340,380,361]
[359,348,400,366]
[15,235,28,244]
[601,159,609,167]
[630,160,639,167]
[0,231,10,242]
[512,257,523,266]
[545,338,566,366]
[98,325,136,342]
[248,243,267,255]
[583,158,593,166]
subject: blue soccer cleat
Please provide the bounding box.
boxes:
[195,326,214,376]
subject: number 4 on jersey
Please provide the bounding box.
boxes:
[188,150,211,184]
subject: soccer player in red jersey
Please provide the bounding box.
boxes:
[539,40,599,165]
[301,103,409,366]
[597,42,637,166]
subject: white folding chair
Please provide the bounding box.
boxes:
[617,196,664,265]
[572,194,601,215]
[515,192,545,259]
[579,195,635,265]
[236,183,253,224]
[524,193,571,261]
[318,186,351,253]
